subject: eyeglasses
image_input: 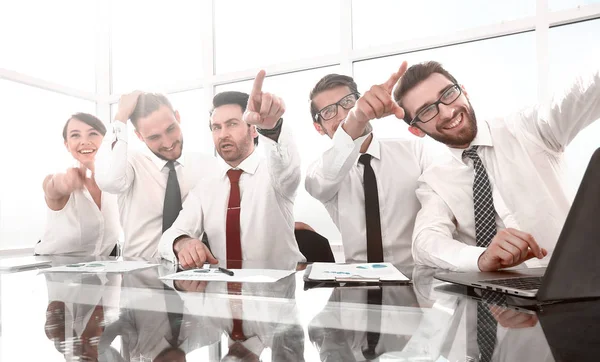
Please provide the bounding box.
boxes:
[314,92,360,122]
[411,84,462,126]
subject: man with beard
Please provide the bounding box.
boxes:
[305,65,434,265]
[96,92,217,258]
[393,60,600,272]
[159,71,305,268]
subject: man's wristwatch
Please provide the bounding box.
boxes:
[256,117,283,136]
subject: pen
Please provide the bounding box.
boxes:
[218,267,235,276]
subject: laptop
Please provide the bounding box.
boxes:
[435,147,600,302]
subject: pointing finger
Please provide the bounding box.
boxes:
[382,61,408,93]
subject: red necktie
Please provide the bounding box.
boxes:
[226,169,246,341]
[226,169,243,263]
[227,280,246,341]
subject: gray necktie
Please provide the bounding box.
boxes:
[162,161,182,232]
[463,146,499,362]
[462,146,497,247]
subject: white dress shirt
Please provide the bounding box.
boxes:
[413,70,600,271]
[95,121,218,258]
[159,122,306,266]
[35,188,120,256]
[305,127,433,264]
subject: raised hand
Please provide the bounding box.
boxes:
[114,90,143,123]
[343,61,408,139]
[242,70,286,129]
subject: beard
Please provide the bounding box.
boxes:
[421,100,478,148]
[216,129,254,165]
[152,138,184,161]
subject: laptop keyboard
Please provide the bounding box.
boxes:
[483,276,543,290]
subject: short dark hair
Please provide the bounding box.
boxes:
[62,112,106,141]
[309,74,359,124]
[129,92,174,128]
[209,91,258,146]
[393,61,459,125]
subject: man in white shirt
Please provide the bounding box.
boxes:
[159,71,305,269]
[305,64,432,264]
[95,91,216,258]
[393,60,600,272]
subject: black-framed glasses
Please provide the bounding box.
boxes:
[411,84,462,126]
[314,92,360,122]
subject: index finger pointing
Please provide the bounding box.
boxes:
[250,70,266,99]
[382,61,408,93]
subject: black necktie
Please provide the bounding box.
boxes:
[462,146,497,247]
[162,161,182,233]
[362,287,383,360]
[358,154,384,262]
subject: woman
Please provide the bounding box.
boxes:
[35,113,120,256]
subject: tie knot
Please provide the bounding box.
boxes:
[165,160,176,171]
[462,145,479,160]
[358,153,372,166]
[227,169,243,183]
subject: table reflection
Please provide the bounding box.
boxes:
[0,257,598,361]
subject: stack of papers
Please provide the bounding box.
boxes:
[160,268,295,283]
[41,261,159,273]
[308,262,409,282]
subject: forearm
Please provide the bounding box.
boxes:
[95,124,134,193]
[305,126,370,202]
[412,229,485,271]
[261,121,302,197]
[341,110,373,140]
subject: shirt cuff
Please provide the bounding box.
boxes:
[111,121,128,144]
[259,120,292,156]
[159,232,180,264]
[324,124,370,175]
[458,245,487,272]
[333,123,371,149]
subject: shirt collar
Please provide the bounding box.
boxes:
[448,119,493,163]
[218,150,260,178]
[358,133,381,162]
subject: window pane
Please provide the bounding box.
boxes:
[0,0,96,91]
[352,0,535,49]
[169,89,211,154]
[548,19,600,195]
[110,0,205,94]
[549,0,600,11]
[215,67,344,245]
[215,0,340,74]
[353,32,537,138]
[0,80,95,250]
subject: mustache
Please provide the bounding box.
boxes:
[218,139,236,148]
[438,105,469,128]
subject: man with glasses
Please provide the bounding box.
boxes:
[305,63,434,264]
[393,60,600,272]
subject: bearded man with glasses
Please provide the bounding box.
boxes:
[305,63,436,265]
[394,60,600,273]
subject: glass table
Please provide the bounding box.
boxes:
[0,256,598,361]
